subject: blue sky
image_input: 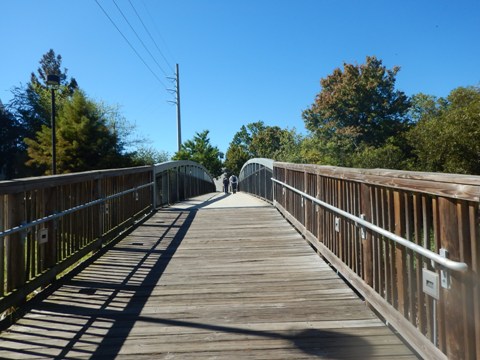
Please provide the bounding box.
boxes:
[1,0,479,157]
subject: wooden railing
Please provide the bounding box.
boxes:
[241,159,480,360]
[0,161,215,321]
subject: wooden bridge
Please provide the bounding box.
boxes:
[0,192,418,359]
[0,160,478,359]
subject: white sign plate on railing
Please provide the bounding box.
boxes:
[422,268,439,299]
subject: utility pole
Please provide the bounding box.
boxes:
[168,64,182,152]
[175,63,182,152]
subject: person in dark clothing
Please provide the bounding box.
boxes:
[222,175,229,194]
[229,174,238,194]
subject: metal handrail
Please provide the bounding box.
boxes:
[0,181,154,239]
[272,178,468,273]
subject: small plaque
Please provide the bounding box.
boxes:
[38,228,48,244]
[335,217,340,232]
[422,268,439,300]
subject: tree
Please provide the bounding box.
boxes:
[225,122,305,173]
[351,137,410,169]
[302,56,411,167]
[224,144,250,175]
[250,126,285,159]
[131,146,169,165]
[8,50,157,176]
[5,50,80,177]
[408,93,446,123]
[274,128,304,163]
[408,86,480,174]
[230,121,266,156]
[0,101,28,179]
[250,126,304,162]
[224,121,265,174]
[24,90,134,174]
[10,49,78,141]
[172,130,223,177]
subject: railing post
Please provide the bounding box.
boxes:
[96,177,104,246]
[316,172,322,251]
[152,165,157,209]
[438,197,466,359]
[6,193,25,292]
[167,170,171,204]
[272,167,277,205]
[304,170,309,235]
[44,187,57,268]
[394,190,407,315]
[361,183,373,287]
[0,196,4,297]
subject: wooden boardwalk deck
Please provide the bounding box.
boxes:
[0,193,418,359]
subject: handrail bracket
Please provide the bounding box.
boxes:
[439,248,451,289]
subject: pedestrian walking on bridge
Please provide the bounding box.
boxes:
[222,175,230,194]
[229,174,238,194]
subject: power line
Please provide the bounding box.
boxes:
[111,0,170,78]
[140,0,177,67]
[94,0,168,89]
[128,0,175,74]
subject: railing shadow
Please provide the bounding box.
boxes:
[0,203,384,359]
[167,192,231,210]
[0,209,195,359]
[68,209,195,359]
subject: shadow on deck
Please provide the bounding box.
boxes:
[0,193,419,359]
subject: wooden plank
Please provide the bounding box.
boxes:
[274,162,480,201]
[470,202,480,360]
[432,197,446,352]
[0,166,152,194]
[6,192,25,292]
[0,195,5,296]
[373,186,384,296]
[423,194,434,342]
[277,201,445,360]
[394,190,407,316]
[438,197,465,359]
[457,200,475,359]
[361,183,373,287]
[0,196,418,359]
[413,194,426,334]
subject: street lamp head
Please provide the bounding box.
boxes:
[46,74,60,86]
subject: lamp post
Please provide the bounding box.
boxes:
[46,74,60,175]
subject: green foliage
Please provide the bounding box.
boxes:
[250,126,284,159]
[297,135,341,166]
[408,93,445,123]
[274,128,304,163]
[351,137,410,169]
[224,144,250,175]
[10,49,78,142]
[408,86,480,174]
[302,56,411,167]
[98,102,144,153]
[5,49,165,177]
[25,90,134,174]
[225,121,304,170]
[298,135,324,165]
[224,121,265,174]
[0,102,28,179]
[131,146,170,165]
[173,130,223,177]
[230,121,266,155]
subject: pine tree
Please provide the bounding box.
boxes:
[25,90,133,174]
